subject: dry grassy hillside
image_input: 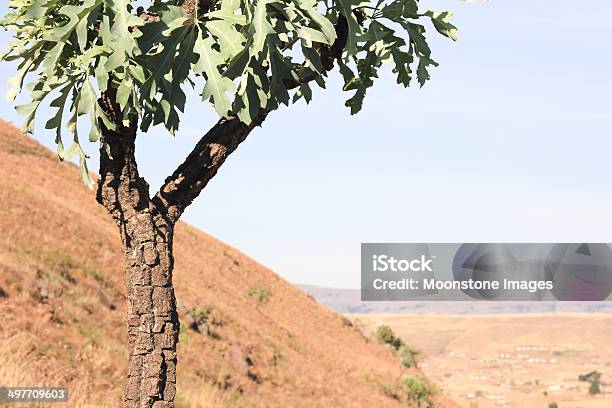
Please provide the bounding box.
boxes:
[0,120,456,407]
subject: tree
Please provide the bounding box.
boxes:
[1,0,456,406]
[579,370,602,395]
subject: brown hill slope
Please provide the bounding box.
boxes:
[0,120,456,407]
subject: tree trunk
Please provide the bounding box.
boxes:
[96,111,179,408]
[121,212,178,408]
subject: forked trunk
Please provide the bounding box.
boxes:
[96,115,179,408]
[94,81,267,406]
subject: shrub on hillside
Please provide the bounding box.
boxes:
[401,375,434,406]
[246,284,272,305]
[399,344,422,368]
[374,325,404,350]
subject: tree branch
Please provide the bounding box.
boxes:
[151,112,267,224]
[152,14,349,224]
[96,87,157,235]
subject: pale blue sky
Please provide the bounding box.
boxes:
[1,1,611,288]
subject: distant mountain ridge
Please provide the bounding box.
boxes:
[299,284,612,314]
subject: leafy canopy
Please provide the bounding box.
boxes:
[0,0,456,184]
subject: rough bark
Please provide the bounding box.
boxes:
[96,94,178,408]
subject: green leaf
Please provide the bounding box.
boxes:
[235,71,264,123]
[78,151,94,189]
[297,0,336,45]
[206,10,246,26]
[296,26,329,44]
[292,83,312,104]
[391,48,413,87]
[194,35,235,117]
[173,30,196,86]
[141,25,189,101]
[249,0,275,57]
[14,78,58,133]
[44,0,102,42]
[301,42,324,73]
[402,22,431,57]
[138,6,187,53]
[206,0,245,25]
[224,47,250,79]
[65,93,95,188]
[15,98,43,134]
[43,42,65,76]
[344,51,378,114]
[337,58,356,84]
[24,0,47,19]
[95,56,110,92]
[425,10,458,41]
[380,0,418,20]
[336,0,362,55]
[45,82,74,158]
[207,19,246,60]
[270,48,296,106]
[77,79,101,142]
[104,0,143,57]
[416,55,438,87]
[5,58,35,101]
[116,75,133,111]
[367,21,400,61]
